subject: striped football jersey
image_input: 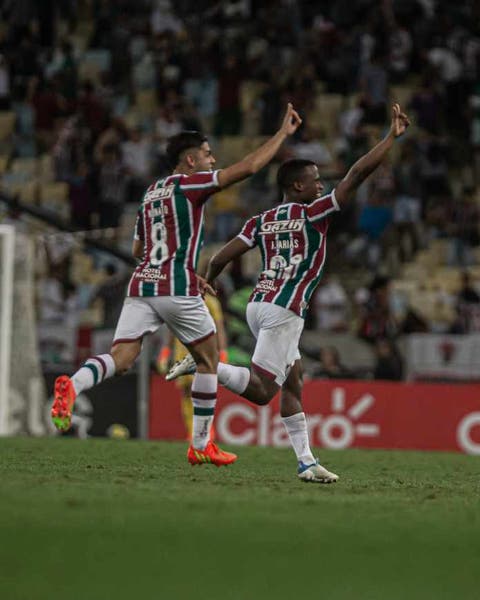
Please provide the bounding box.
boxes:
[127,171,219,297]
[237,190,340,318]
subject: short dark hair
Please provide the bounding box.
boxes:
[276,159,316,191]
[166,131,208,168]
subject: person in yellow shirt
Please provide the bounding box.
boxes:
[157,293,228,439]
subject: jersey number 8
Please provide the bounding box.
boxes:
[149,221,168,266]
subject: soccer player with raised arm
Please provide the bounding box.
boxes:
[51,104,302,467]
[167,104,410,480]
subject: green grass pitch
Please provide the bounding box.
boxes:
[1,437,479,600]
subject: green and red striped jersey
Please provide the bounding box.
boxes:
[128,171,219,297]
[238,191,340,318]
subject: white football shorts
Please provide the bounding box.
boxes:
[246,302,303,385]
[113,296,216,346]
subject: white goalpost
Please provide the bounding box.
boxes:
[0,225,50,436]
[0,225,15,435]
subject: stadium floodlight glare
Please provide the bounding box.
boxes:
[0,225,14,435]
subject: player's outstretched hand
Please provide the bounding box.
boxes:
[197,275,217,298]
[390,103,410,138]
[281,103,302,136]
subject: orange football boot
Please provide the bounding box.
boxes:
[51,375,76,431]
[187,441,237,467]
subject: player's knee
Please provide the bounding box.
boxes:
[111,357,132,374]
[257,380,278,405]
[255,391,271,405]
[111,345,138,374]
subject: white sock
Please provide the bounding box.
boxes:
[282,412,315,465]
[71,354,116,395]
[191,373,217,450]
[217,362,250,394]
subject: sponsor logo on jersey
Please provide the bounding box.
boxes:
[144,185,175,203]
[259,219,305,234]
[256,279,278,293]
[135,268,167,281]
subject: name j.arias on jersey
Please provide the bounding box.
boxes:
[270,239,299,250]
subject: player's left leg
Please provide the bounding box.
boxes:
[52,297,159,431]
[281,360,338,484]
[52,340,142,431]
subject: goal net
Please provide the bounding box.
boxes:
[0,226,50,436]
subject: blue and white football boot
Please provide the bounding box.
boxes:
[297,460,339,483]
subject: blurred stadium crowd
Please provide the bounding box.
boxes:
[0,0,480,379]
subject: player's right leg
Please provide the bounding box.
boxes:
[51,297,158,431]
[177,376,194,441]
[217,301,301,404]
[167,355,278,403]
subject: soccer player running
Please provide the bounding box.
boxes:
[51,104,303,467]
[167,104,410,481]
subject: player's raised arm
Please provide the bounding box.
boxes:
[216,103,302,189]
[206,238,252,285]
[335,103,410,205]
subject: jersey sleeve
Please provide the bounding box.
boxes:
[306,189,340,225]
[237,215,258,248]
[179,170,220,205]
[133,209,144,241]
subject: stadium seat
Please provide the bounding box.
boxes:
[240,80,266,113]
[38,154,55,183]
[39,182,70,219]
[401,262,428,282]
[313,94,344,137]
[468,265,480,281]
[0,112,15,141]
[71,251,95,284]
[346,93,361,109]
[429,239,449,264]
[135,90,157,115]
[1,180,38,204]
[18,181,39,204]
[69,33,89,54]
[0,155,9,174]
[83,49,112,72]
[112,94,130,117]
[390,85,413,109]
[392,279,419,297]
[218,136,251,164]
[211,185,241,213]
[432,267,462,293]
[13,102,34,136]
[79,60,102,85]
[11,158,38,177]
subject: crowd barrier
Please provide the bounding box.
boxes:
[149,376,480,455]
